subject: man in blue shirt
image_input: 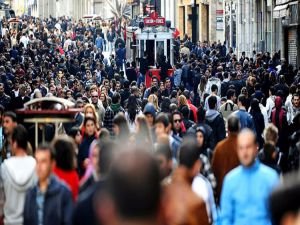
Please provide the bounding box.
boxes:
[220,129,279,225]
[234,94,256,132]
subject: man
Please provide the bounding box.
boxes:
[103,92,125,134]
[155,143,173,182]
[219,89,238,122]
[23,144,73,225]
[98,150,161,225]
[171,111,184,138]
[234,94,256,131]
[73,140,116,225]
[205,96,226,146]
[0,125,36,225]
[204,84,221,111]
[211,115,240,204]
[161,140,210,225]
[220,129,279,225]
[1,112,17,161]
[143,103,156,137]
[287,93,300,125]
[269,173,300,225]
[155,113,181,161]
[11,84,30,110]
[90,90,105,124]
[144,76,158,99]
[115,43,126,71]
[0,83,11,110]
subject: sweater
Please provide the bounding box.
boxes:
[220,160,278,225]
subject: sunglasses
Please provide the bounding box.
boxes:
[174,119,182,123]
[92,95,98,98]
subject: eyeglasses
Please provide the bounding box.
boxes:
[174,119,182,123]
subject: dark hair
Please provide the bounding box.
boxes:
[107,150,161,219]
[3,111,17,122]
[208,96,217,109]
[197,106,206,122]
[98,140,116,175]
[227,115,240,133]
[36,143,55,160]
[250,98,261,113]
[179,139,200,168]
[112,92,121,104]
[99,128,110,141]
[180,106,189,119]
[12,124,28,150]
[113,113,130,140]
[269,173,300,225]
[155,143,172,161]
[155,113,169,128]
[52,136,76,171]
[127,95,138,123]
[226,89,236,100]
[238,94,247,106]
[211,84,218,92]
[68,126,80,138]
[83,116,96,127]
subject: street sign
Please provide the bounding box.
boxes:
[143,11,166,26]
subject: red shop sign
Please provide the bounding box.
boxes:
[144,11,166,26]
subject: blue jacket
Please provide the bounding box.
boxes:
[24,175,73,225]
[234,109,256,132]
[220,160,278,225]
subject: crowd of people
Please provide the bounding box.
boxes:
[0,15,299,225]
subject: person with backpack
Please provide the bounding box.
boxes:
[205,96,226,147]
[220,89,238,122]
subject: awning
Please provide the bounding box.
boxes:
[273,4,289,18]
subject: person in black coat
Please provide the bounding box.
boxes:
[24,146,73,225]
[125,62,137,84]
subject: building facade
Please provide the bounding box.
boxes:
[224,0,299,67]
[176,0,225,43]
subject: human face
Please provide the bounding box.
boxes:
[91,92,99,103]
[155,122,167,137]
[100,93,106,103]
[145,114,154,127]
[85,107,95,118]
[156,153,172,180]
[35,150,53,183]
[3,116,17,135]
[172,114,181,132]
[152,78,158,87]
[293,96,300,108]
[196,131,204,148]
[75,131,82,145]
[115,83,121,91]
[165,79,171,88]
[237,131,258,167]
[85,120,96,136]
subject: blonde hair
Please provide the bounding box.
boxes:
[148,94,159,111]
[83,104,100,129]
[263,123,279,144]
[178,95,188,106]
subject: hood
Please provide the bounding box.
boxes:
[2,156,36,191]
[205,109,219,122]
[143,103,156,117]
[275,96,282,109]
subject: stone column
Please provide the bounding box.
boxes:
[209,0,217,42]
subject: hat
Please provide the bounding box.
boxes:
[143,103,156,118]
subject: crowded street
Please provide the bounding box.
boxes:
[0,0,299,225]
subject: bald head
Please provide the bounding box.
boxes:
[237,129,258,167]
[107,149,161,220]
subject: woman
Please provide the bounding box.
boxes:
[52,135,79,201]
[178,95,194,122]
[135,114,154,150]
[198,76,207,103]
[148,94,160,112]
[78,117,98,177]
[125,94,141,132]
[113,113,130,143]
[68,127,82,154]
[250,98,265,148]
[100,92,108,109]
[82,104,100,131]
[79,140,99,193]
[241,87,251,110]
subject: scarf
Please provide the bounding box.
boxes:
[111,103,121,113]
